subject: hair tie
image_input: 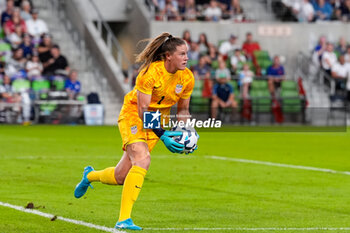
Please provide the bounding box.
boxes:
[168,35,173,39]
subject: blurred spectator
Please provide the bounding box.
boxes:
[188,41,200,61]
[230,49,246,74]
[211,70,237,119]
[311,35,327,67]
[0,74,21,112]
[242,32,261,61]
[182,29,192,46]
[331,55,349,90]
[335,36,348,55]
[6,47,26,76]
[344,46,350,63]
[19,33,33,58]
[194,56,212,98]
[204,0,222,21]
[7,24,23,49]
[293,0,315,22]
[65,69,81,99]
[230,0,244,20]
[20,0,31,21]
[340,0,350,21]
[0,74,13,100]
[219,34,239,58]
[38,33,53,63]
[14,0,33,8]
[0,61,5,74]
[217,0,230,14]
[1,0,14,26]
[197,33,211,55]
[267,55,285,95]
[207,45,219,66]
[26,9,48,40]
[239,63,254,99]
[313,0,333,21]
[4,7,26,35]
[215,59,230,80]
[193,55,211,80]
[184,0,197,21]
[25,53,42,80]
[321,42,337,75]
[43,44,69,76]
[159,0,181,21]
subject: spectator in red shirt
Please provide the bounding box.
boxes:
[4,8,26,35]
[242,32,260,61]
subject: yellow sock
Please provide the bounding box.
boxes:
[86,167,118,185]
[118,165,147,222]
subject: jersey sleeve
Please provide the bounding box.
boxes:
[181,71,195,99]
[135,69,156,95]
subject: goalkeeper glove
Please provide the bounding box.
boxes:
[153,128,184,153]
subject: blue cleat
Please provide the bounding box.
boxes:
[115,218,142,230]
[74,166,94,198]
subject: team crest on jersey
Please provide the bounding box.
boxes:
[175,84,183,94]
[131,125,138,134]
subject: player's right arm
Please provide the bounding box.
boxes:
[135,73,184,154]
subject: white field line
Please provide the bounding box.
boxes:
[205,155,350,176]
[0,201,125,233]
[2,201,350,232]
[144,227,350,231]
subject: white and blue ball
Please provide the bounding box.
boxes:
[171,126,199,154]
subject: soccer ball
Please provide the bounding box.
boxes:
[171,126,199,154]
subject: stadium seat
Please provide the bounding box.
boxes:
[32,80,50,93]
[250,90,271,113]
[251,80,268,91]
[281,80,298,91]
[190,80,210,113]
[12,79,30,92]
[281,90,302,113]
[254,50,270,61]
[52,76,66,91]
[0,42,11,62]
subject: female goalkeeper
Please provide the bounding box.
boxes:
[74,32,195,230]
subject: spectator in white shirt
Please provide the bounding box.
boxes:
[26,53,43,80]
[25,9,48,39]
[219,34,239,59]
[321,43,337,74]
[293,0,314,22]
[204,0,222,21]
[331,55,350,90]
[230,49,246,74]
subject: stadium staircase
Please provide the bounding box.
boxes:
[240,0,276,21]
[32,0,126,125]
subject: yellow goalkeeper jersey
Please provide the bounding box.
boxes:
[118,60,195,121]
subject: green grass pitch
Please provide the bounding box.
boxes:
[0,125,349,233]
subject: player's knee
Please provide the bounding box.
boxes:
[128,142,151,167]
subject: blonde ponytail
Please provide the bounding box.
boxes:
[136,32,185,74]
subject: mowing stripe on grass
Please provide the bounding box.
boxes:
[0,201,125,233]
[205,156,350,176]
[144,227,350,231]
[1,201,350,232]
